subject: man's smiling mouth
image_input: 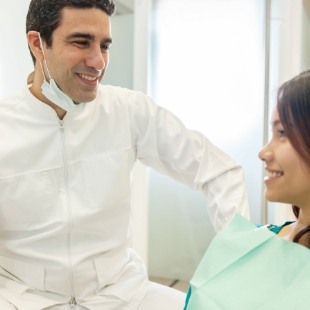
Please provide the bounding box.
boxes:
[78,73,98,81]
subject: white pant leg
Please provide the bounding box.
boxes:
[136,281,186,310]
[45,281,185,310]
[45,305,88,310]
[0,298,17,309]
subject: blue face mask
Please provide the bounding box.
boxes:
[41,78,85,112]
[38,33,85,113]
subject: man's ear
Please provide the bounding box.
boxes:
[27,31,44,62]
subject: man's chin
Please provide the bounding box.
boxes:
[73,93,97,104]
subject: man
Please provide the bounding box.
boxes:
[0,0,249,309]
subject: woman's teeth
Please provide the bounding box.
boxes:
[266,170,283,178]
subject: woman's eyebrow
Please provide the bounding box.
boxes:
[270,119,281,128]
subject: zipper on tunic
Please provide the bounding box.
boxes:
[59,120,77,306]
[70,297,77,308]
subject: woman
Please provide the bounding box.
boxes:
[260,70,310,247]
[184,70,310,309]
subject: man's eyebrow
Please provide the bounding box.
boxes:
[67,32,95,40]
[66,32,112,44]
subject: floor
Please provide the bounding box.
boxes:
[149,276,189,293]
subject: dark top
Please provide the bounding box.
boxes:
[257,221,294,234]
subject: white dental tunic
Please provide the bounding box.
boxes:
[0,85,249,309]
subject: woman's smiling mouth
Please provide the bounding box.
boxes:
[264,168,284,182]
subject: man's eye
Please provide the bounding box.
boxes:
[101,44,110,52]
[73,41,89,47]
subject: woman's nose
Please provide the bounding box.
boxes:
[258,143,272,163]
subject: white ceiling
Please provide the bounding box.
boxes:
[114,0,134,15]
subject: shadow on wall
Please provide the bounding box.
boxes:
[0,0,33,99]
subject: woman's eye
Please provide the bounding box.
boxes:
[278,130,286,138]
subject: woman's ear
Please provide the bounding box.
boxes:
[27,31,44,62]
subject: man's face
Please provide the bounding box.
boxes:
[42,7,112,103]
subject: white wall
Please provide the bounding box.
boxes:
[0,1,32,100]
[302,0,310,69]
[130,0,153,267]
[103,14,134,89]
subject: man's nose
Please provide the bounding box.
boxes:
[85,46,106,72]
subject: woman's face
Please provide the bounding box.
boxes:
[258,108,310,208]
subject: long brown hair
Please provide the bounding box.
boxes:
[277,70,310,249]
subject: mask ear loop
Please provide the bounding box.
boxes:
[39,61,47,82]
[38,33,52,82]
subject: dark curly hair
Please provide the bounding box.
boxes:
[277,70,310,249]
[26,0,115,64]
